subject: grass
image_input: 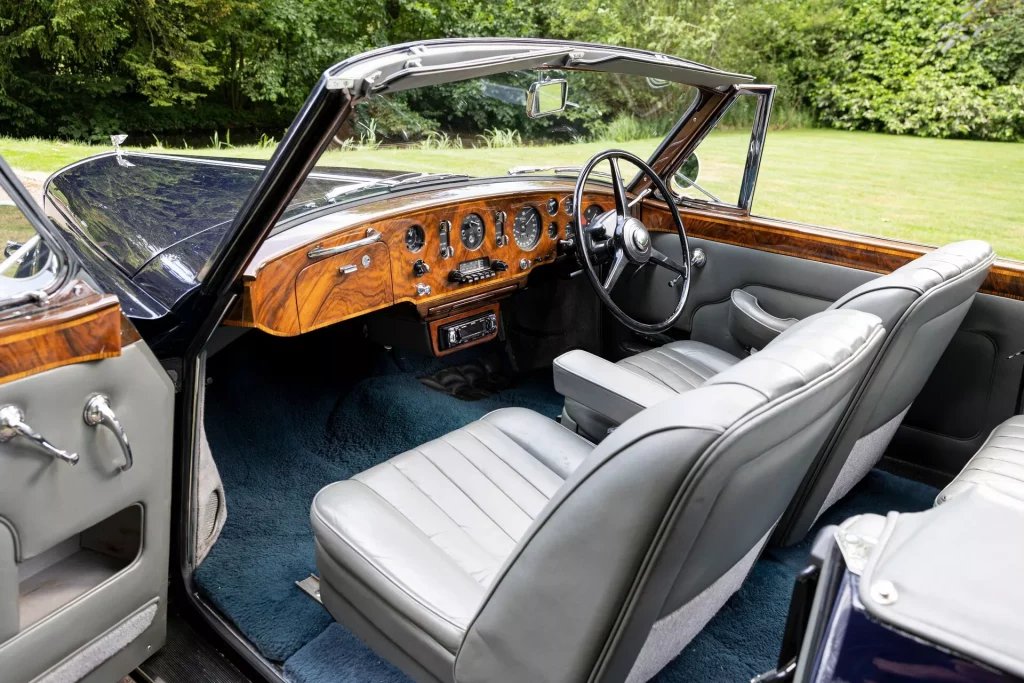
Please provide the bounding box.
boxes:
[1,130,1022,259]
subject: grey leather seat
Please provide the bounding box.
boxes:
[936,415,1024,505]
[311,309,885,683]
[563,240,995,544]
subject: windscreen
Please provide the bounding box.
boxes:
[280,69,697,222]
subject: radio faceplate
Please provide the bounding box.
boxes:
[437,311,498,351]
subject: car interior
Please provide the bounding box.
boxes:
[3,40,1023,683]
[189,183,1008,683]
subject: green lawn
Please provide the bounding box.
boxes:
[2,129,1022,259]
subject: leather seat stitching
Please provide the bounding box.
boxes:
[618,360,678,390]
[393,454,514,556]
[642,352,707,387]
[654,349,718,379]
[311,485,471,634]
[439,434,538,523]
[462,427,554,500]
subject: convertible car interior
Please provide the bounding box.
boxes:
[4,38,1024,683]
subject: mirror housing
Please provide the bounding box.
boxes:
[670,153,701,193]
[527,79,567,118]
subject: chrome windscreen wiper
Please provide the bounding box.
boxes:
[508,165,612,180]
[323,171,468,203]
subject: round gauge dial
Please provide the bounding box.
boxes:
[512,206,541,250]
[583,204,604,226]
[460,213,485,250]
[546,198,559,216]
[565,196,575,217]
[547,222,559,239]
[404,224,425,252]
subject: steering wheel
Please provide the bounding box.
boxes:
[573,149,691,334]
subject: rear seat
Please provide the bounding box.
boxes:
[935,415,1024,505]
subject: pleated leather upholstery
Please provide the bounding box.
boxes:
[311,407,592,653]
[616,340,739,393]
[937,416,1024,505]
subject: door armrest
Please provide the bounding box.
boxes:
[553,350,678,425]
[729,289,798,350]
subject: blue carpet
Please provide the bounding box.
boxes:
[196,331,564,663]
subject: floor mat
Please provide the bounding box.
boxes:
[418,352,512,400]
[195,333,563,663]
[282,469,938,683]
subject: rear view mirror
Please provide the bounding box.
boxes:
[527,79,567,118]
[671,153,701,192]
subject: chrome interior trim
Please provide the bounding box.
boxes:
[307,228,381,259]
[736,84,776,213]
[83,394,134,472]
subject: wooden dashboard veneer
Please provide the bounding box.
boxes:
[295,242,394,333]
[230,182,612,336]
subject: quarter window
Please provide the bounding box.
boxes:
[672,94,759,208]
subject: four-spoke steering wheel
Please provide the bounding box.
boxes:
[573,149,692,334]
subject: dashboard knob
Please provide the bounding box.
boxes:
[492,260,508,272]
[519,258,530,271]
[412,259,430,276]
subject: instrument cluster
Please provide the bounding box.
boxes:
[401,195,606,257]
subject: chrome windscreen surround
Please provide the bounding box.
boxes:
[324,39,753,98]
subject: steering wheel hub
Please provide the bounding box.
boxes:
[623,218,652,262]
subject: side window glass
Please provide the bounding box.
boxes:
[671,93,758,207]
[0,182,60,297]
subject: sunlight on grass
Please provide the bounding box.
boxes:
[0,206,37,246]
[1,131,1022,259]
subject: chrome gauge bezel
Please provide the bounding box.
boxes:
[404,224,426,252]
[460,213,486,251]
[512,206,542,250]
[583,204,604,226]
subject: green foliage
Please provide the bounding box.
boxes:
[0,0,1020,142]
[478,128,521,148]
[811,0,1024,140]
[595,114,668,142]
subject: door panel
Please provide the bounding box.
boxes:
[627,202,1024,482]
[0,281,173,682]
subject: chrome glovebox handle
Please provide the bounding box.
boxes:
[83,394,133,472]
[307,228,381,259]
[0,405,79,465]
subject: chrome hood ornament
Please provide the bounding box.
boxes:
[110,134,134,168]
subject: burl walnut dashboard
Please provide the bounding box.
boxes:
[225,180,612,345]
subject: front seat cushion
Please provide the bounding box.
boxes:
[564,340,741,439]
[618,340,740,392]
[310,408,592,667]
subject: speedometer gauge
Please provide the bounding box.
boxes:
[512,206,541,250]
[460,213,485,250]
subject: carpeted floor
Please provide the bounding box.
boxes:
[197,327,939,683]
[196,328,564,663]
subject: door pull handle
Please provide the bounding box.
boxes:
[84,395,133,472]
[0,405,79,464]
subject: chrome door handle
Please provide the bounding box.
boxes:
[83,395,133,472]
[0,405,79,464]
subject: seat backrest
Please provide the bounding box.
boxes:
[775,240,995,545]
[453,309,885,683]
